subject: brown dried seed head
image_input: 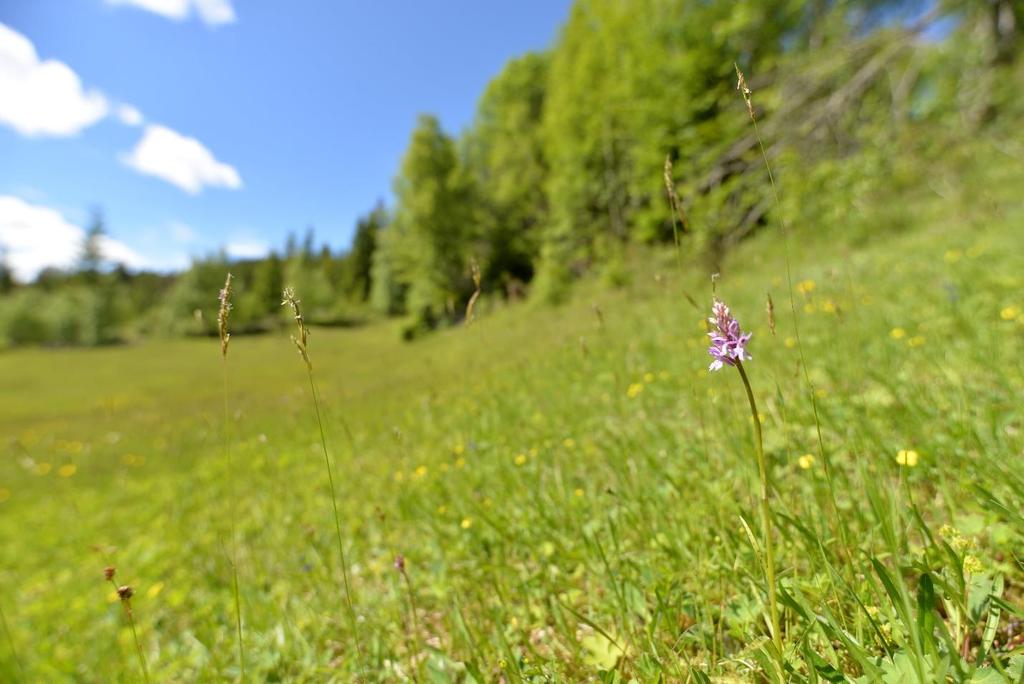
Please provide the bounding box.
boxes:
[734,63,755,120]
[766,292,776,336]
[217,272,233,358]
[663,156,689,232]
[393,554,406,573]
[103,566,116,581]
[281,287,312,369]
[465,258,482,326]
[117,585,134,601]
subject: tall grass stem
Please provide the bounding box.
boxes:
[218,272,245,680]
[734,65,851,563]
[735,360,783,664]
[307,370,364,667]
[0,601,24,679]
[223,360,245,681]
[108,579,149,684]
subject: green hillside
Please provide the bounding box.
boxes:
[1,126,1022,681]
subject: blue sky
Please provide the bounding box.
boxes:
[0,0,571,280]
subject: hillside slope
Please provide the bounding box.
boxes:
[1,136,1022,681]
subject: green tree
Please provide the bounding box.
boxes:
[347,203,385,302]
[374,114,478,329]
[78,209,106,281]
[284,247,335,323]
[155,256,231,336]
[0,246,15,294]
[369,225,407,315]
[238,251,284,329]
[466,52,549,294]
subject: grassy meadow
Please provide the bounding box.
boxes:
[2,141,1024,682]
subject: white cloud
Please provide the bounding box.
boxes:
[106,0,236,26]
[99,234,148,269]
[193,0,236,26]
[0,23,109,137]
[122,124,242,195]
[225,240,268,260]
[0,195,147,281]
[117,103,144,127]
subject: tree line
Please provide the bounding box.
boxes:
[1,0,1020,346]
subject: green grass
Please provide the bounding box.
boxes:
[1,149,1023,681]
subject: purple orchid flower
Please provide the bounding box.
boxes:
[707,299,752,371]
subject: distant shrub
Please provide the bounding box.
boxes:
[1,291,50,347]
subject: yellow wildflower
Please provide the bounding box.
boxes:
[643,372,655,383]
[896,449,919,467]
[796,279,815,294]
[821,299,837,313]
[414,465,428,478]
[1001,306,1020,321]
[514,453,527,466]
[784,337,797,349]
[147,582,164,598]
[562,438,576,449]
[798,454,815,470]
[908,336,926,347]
[890,327,906,340]
[460,518,473,530]
[963,555,983,575]
[626,383,644,398]
[57,464,77,478]
[35,462,52,475]
[573,488,584,497]
[453,443,465,456]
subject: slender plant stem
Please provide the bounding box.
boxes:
[735,360,783,665]
[223,360,245,681]
[306,370,364,666]
[109,579,149,684]
[400,570,422,683]
[126,607,149,684]
[744,88,852,566]
[0,601,24,679]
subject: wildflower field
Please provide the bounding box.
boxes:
[1,142,1023,682]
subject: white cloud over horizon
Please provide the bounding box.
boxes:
[0,23,109,137]
[0,195,148,281]
[225,240,269,260]
[106,0,236,27]
[122,124,243,195]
